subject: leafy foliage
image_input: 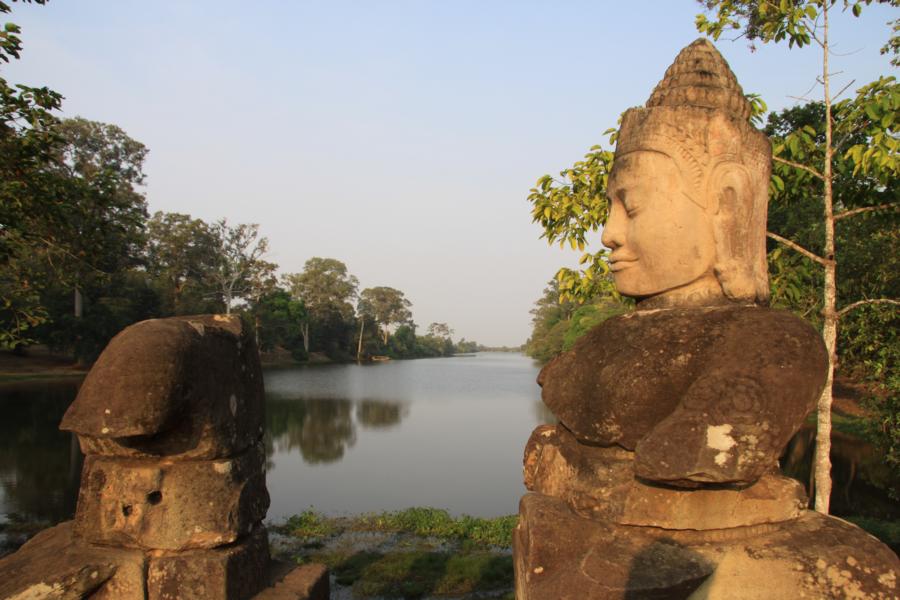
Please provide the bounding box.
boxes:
[525,278,629,363]
[527,133,618,303]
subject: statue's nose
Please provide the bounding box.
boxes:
[601,203,625,250]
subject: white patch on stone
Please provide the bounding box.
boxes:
[229,394,238,416]
[533,566,544,574]
[104,409,111,415]
[213,462,232,474]
[101,427,110,434]
[707,424,735,466]
[187,321,205,336]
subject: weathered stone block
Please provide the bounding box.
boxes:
[61,314,265,460]
[147,526,270,600]
[523,424,807,529]
[514,493,900,600]
[75,443,269,550]
[538,305,827,485]
[0,521,146,600]
[514,493,714,600]
[254,562,330,600]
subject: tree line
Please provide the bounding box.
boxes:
[0,2,476,364]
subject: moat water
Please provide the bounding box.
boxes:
[0,352,895,529]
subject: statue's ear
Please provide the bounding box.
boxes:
[709,162,758,300]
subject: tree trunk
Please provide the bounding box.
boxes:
[301,321,309,354]
[357,319,365,362]
[73,286,83,318]
[382,327,389,346]
[814,2,835,515]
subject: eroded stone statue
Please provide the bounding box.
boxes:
[514,39,899,599]
[540,36,824,487]
[0,315,329,600]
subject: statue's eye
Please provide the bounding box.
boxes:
[620,191,639,216]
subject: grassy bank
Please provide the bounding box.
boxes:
[270,508,517,599]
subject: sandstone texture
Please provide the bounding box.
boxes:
[0,314,328,600]
[539,305,827,485]
[254,562,330,600]
[514,493,900,600]
[147,525,270,600]
[61,314,265,460]
[75,442,269,550]
[523,424,807,529]
[0,522,146,600]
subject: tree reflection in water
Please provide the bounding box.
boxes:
[265,397,406,465]
[781,425,898,521]
[0,380,83,525]
[356,400,407,429]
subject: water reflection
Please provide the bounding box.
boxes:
[5,354,894,524]
[781,426,899,520]
[357,400,408,430]
[0,380,82,524]
[267,398,358,464]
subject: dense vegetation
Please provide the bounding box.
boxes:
[0,2,478,365]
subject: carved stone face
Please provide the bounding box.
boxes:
[601,151,716,300]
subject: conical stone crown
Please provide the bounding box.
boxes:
[646,38,751,121]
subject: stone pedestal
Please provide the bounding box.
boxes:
[514,493,899,600]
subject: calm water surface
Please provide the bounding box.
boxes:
[1,353,894,527]
[0,353,550,525]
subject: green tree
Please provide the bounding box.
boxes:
[283,258,359,356]
[525,279,577,363]
[207,219,275,315]
[525,278,628,363]
[358,287,412,345]
[254,287,307,357]
[697,0,899,515]
[1,0,64,348]
[145,212,219,315]
[527,139,618,303]
[48,117,149,318]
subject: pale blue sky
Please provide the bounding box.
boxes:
[6,1,896,345]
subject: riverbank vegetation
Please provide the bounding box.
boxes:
[0,2,480,369]
[270,508,516,599]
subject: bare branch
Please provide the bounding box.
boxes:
[838,298,900,318]
[790,78,820,103]
[834,203,899,221]
[767,231,831,266]
[773,156,825,180]
[832,78,856,101]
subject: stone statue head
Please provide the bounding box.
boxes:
[601,39,771,308]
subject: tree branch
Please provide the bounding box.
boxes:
[773,156,825,180]
[767,231,831,266]
[838,298,900,318]
[834,203,899,221]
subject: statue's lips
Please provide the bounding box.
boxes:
[609,258,638,272]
